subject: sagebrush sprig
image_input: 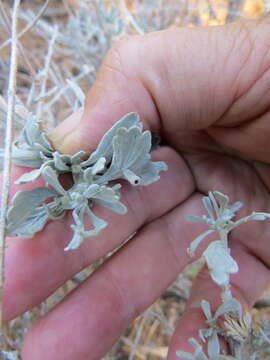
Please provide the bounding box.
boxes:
[57,2,124,66]
[187,191,270,291]
[177,191,270,360]
[6,112,167,250]
[177,337,237,360]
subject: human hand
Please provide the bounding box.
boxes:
[5,15,270,359]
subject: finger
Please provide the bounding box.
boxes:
[50,17,270,156]
[20,193,203,360]
[4,147,194,321]
[183,151,270,265]
[21,190,270,360]
[168,241,270,359]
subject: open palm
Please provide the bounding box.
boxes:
[4,16,270,359]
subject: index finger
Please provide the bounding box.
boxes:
[4,146,195,321]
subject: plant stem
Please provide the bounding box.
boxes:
[0,0,51,50]
[220,229,228,248]
[36,26,58,121]
[0,0,21,327]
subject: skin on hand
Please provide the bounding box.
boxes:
[4,15,270,360]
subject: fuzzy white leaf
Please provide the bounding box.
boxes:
[14,168,42,184]
[91,157,106,175]
[137,161,168,186]
[176,351,193,359]
[83,184,100,198]
[64,228,84,251]
[34,138,53,155]
[112,126,150,172]
[64,207,107,251]
[23,114,52,152]
[53,152,70,171]
[64,206,86,251]
[203,241,238,286]
[84,208,107,237]
[101,126,167,185]
[208,192,219,215]
[91,185,120,202]
[8,206,49,238]
[187,229,215,257]
[7,188,56,234]
[23,114,40,146]
[201,300,212,320]
[243,212,270,221]
[228,201,242,214]
[207,331,220,358]
[188,338,208,360]
[186,215,206,223]
[214,298,242,319]
[213,191,229,211]
[232,212,270,230]
[42,166,66,195]
[12,114,54,170]
[71,151,87,164]
[12,141,43,168]
[86,113,142,165]
[95,199,127,214]
[199,328,213,342]
[202,196,214,219]
[98,126,145,181]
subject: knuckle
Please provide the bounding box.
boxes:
[103,36,141,74]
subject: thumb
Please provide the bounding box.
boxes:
[49,26,219,155]
[49,108,85,155]
[50,16,270,155]
[49,35,160,155]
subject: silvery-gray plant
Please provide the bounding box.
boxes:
[6,112,167,251]
[177,191,270,360]
[56,1,124,69]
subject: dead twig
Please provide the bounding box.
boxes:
[0,0,51,51]
[0,0,21,327]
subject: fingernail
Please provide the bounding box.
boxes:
[49,108,84,154]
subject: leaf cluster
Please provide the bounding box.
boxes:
[58,2,123,60]
[187,191,270,287]
[6,113,167,250]
[177,191,270,360]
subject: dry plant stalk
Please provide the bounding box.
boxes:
[0,0,21,327]
[0,0,50,51]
